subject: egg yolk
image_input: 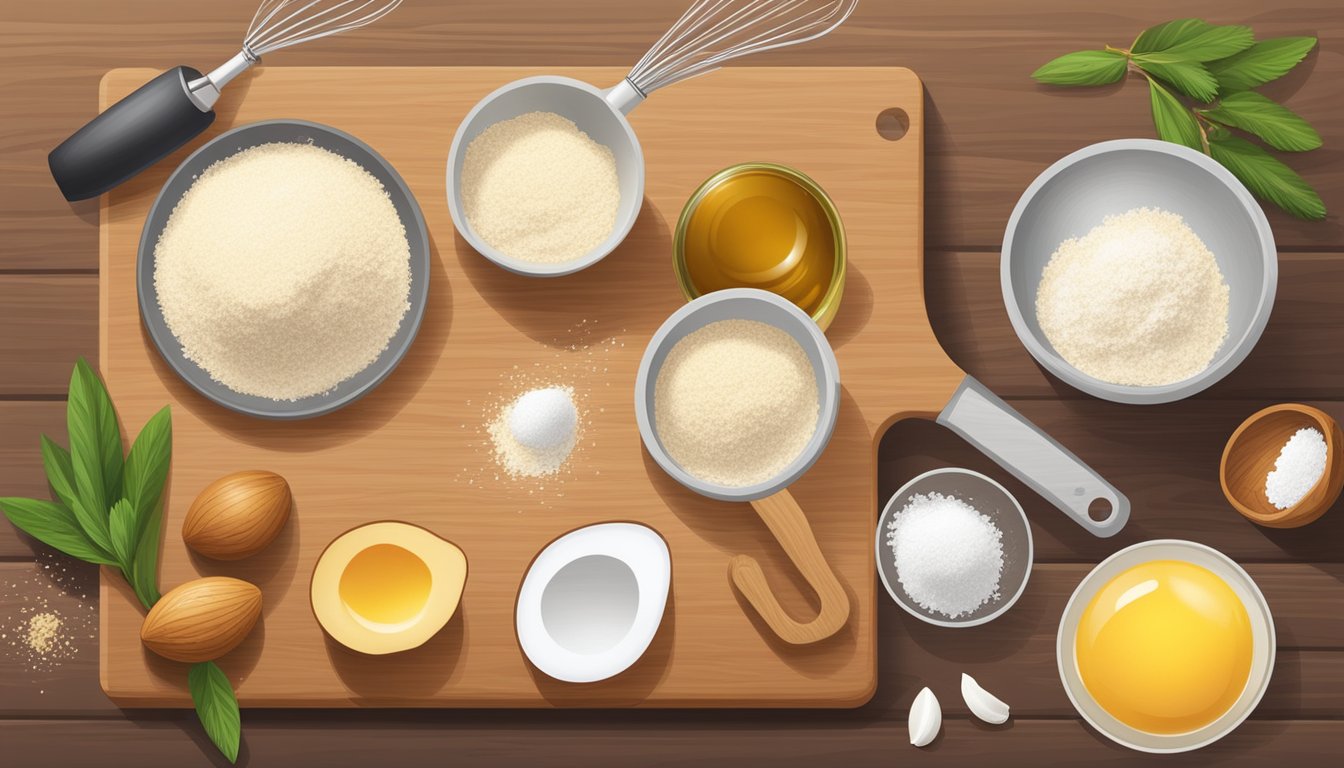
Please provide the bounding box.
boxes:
[1075,560,1253,735]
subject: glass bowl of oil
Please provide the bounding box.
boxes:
[673,163,845,330]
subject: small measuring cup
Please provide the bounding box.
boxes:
[446,0,858,277]
[635,288,848,645]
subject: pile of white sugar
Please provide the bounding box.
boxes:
[654,319,818,488]
[154,142,411,401]
[1035,207,1229,387]
[461,111,620,264]
[1265,427,1328,510]
[489,386,580,478]
[885,492,1005,619]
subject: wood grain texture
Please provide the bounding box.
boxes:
[1,717,1341,768]
[97,66,960,707]
[0,0,1341,764]
[2,0,1340,271]
[0,276,94,395]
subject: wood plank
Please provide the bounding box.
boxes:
[1,718,1339,767]
[879,399,1344,562]
[0,559,110,716]
[928,253,1344,400]
[0,402,67,557]
[0,276,94,395]
[3,0,1342,271]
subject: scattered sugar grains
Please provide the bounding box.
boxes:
[886,493,1004,618]
[461,111,620,263]
[490,386,581,478]
[1036,207,1229,387]
[1265,427,1328,510]
[655,319,818,488]
[154,142,411,401]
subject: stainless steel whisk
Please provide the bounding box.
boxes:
[628,0,858,95]
[49,0,404,201]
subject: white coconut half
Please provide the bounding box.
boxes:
[516,522,671,683]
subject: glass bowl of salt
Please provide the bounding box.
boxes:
[876,468,1034,628]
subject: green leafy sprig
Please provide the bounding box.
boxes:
[0,359,241,763]
[1033,19,1324,220]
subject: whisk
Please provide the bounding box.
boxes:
[446,0,859,278]
[49,0,404,201]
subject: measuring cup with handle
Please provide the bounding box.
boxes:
[635,289,848,645]
[446,0,859,277]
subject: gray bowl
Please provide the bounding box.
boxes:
[1002,139,1276,404]
[876,468,1033,628]
[634,288,840,502]
[446,76,645,278]
[138,119,430,420]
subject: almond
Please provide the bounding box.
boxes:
[183,470,291,560]
[141,576,262,663]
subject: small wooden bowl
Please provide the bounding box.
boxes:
[1220,404,1343,528]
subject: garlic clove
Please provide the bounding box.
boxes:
[961,673,1010,724]
[908,686,942,747]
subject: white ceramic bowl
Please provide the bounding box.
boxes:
[1002,139,1277,404]
[1057,539,1276,753]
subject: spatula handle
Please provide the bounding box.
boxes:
[937,376,1130,537]
[48,66,216,201]
[734,488,850,645]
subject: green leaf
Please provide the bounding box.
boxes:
[1208,36,1317,92]
[40,436,79,512]
[1148,77,1204,152]
[66,360,120,550]
[1133,19,1216,53]
[1032,50,1128,86]
[130,500,163,610]
[1208,136,1326,220]
[0,497,117,565]
[123,407,171,546]
[1132,19,1253,63]
[1203,91,1322,151]
[108,499,136,568]
[1136,59,1219,102]
[190,662,241,764]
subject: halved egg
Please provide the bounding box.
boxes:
[516,522,671,683]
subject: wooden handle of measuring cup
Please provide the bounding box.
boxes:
[733,489,851,644]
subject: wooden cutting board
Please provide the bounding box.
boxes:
[98,66,965,707]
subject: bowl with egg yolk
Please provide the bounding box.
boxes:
[1057,540,1274,753]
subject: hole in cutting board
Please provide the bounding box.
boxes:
[876,108,909,141]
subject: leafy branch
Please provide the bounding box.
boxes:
[1033,18,1324,220]
[0,359,241,763]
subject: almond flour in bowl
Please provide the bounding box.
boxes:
[141,120,430,418]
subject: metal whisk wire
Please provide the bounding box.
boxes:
[628,0,858,94]
[244,0,404,57]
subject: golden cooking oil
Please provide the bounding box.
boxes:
[677,165,841,320]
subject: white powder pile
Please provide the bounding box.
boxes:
[154,142,412,401]
[461,111,620,263]
[1265,427,1328,510]
[489,386,580,478]
[25,612,61,655]
[1036,207,1230,387]
[885,492,1005,618]
[654,319,818,488]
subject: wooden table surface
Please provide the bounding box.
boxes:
[1,1,1340,765]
